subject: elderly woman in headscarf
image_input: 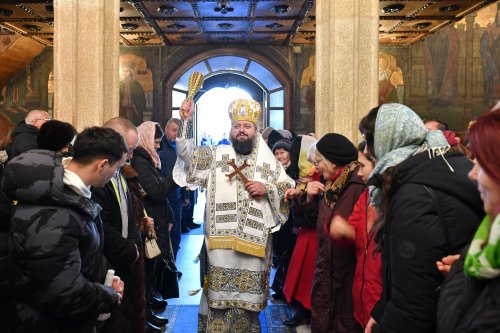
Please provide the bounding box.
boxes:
[130,121,178,327]
[359,104,484,333]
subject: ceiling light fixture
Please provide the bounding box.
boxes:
[168,23,185,31]
[413,22,432,29]
[0,8,13,17]
[158,5,178,15]
[218,23,234,30]
[266,23,283,30]
[272,5,290,14]
[439,5,460,13]
[121,23,139,31]
[214,1,234,14]
[23,24,41,32]
[382,4,405,14]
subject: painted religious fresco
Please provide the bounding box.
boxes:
[380,2,500,132]
[379,52,405,105]
[295,46,315,133]
[0,49,51,126]
[119,54,153,126]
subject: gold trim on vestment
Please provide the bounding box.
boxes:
[207,236,266,258]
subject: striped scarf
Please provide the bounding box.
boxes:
[464,214,500,279]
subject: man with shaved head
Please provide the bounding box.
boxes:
[10,109,50,158]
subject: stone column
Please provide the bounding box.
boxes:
[53,0,120,130]
[315,0,379,142]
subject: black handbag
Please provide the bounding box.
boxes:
[154,256,179,299]
[153,237,179,300]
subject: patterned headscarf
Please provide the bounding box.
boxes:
[370,103,449,205]
[137,121,162,169]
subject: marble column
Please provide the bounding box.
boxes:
[53,0,120,130]
[315,0,379,142]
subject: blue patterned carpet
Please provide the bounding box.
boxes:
[164,304,297,333]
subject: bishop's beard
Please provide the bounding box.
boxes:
[230,134,255,155]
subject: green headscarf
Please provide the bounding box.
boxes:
[369,103,450,206]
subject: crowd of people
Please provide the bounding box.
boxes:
[264,105,500,333]
[0,99,499,333]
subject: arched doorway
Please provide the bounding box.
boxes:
[161,48,293,130]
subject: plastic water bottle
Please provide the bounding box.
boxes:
[97,269,115,321]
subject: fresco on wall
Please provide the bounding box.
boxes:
[295,46,315,133]
[380,2,500,132]
[0,50,51,126]
[119,54,153,126]
[300,54,315,131]
[379,52,405,104]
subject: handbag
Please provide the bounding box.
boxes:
[145,237,161,259]
[143,209,161,259]
[153,238,179,299]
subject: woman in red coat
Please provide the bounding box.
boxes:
[351,144,382,329]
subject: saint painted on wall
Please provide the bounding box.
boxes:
[119,54,153,125]
[379,52,405,104]
[119,63,146,126]
[300,55,315,131]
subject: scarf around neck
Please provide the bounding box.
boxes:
[369,103,450,206]
[464,214,500,279]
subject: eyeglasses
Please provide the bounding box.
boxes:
[33,118,51,123]
[313,158,324,166]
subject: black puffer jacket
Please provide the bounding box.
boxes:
[10,122,38,158]
[373,152,484,333]
[1,150,119,333]
[437,252,500,333]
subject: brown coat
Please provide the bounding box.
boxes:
[299,170,365,333]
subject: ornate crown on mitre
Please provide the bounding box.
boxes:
[228,98,261,125]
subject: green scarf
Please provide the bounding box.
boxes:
[464,214,500,279]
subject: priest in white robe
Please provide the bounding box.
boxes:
[173,97,295,332]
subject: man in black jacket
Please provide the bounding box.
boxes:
[10,109,50,158]
[94,117,165,332]
[94,117,141,276]
[2,127,127,333]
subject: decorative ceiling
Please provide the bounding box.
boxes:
[0,0,498,47]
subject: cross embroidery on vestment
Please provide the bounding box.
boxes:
[215,154,231,173]
[256,162,274,181]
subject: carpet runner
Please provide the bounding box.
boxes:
[163,304,297,332]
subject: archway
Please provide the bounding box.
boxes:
[161,48,293,130]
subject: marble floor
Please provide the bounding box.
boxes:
[169,193,311,333]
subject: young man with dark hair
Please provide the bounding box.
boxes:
[1,126,128,333]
